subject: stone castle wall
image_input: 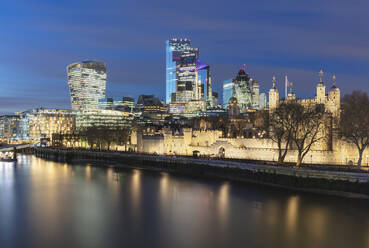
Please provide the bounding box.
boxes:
[136,130,369,166]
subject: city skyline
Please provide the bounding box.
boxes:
[1,0,369,114]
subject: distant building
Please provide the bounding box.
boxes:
[166,39,213,109]
[0,115,21,142]
[212,92,219,107]
[136,95,169,126]
[122,97,135,112]
[166,39,198,104]
[222,79,234,109]
[0,109,76,144]
[28,108,75,143]
[136,95,167,113]
[67,61,107,111]
[76,109,133,131]
[233,68,251,109]
[259,93,267,109]
[98,97,135,113]
[195,60,213,107]
[227,97,240,117]
[175,45,199,103]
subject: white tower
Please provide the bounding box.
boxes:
[269,76,279,110]
[316,69,326,104]
[327,74,341,118]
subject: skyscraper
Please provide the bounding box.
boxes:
[67,61,107,111]
[222,79,234,109]
[232,68,253,112]
[225,68,262,112]
[165,39,198,104]
[195,59,212,106]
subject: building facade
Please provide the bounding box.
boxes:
[76,109,133,131]
[67,61,107,111]
[0,115,21,142]
[166,39,196,104]
[223,79,234,109]
[27,108,76,143]
[232,68,261,112]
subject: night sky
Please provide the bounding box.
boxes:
[1,0,368,114]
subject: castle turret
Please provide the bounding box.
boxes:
[327,74,340,118]
[286,81,296,101]
[269,76,279,110]
[316,69,326,104]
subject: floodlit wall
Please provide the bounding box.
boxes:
[136,129,369,166]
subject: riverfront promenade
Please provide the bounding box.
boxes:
[31,147,369,198]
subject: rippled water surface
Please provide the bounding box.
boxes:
[1,155,369,248]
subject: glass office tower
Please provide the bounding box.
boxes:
[195,59,212,106]
[165,39,198,104]
[222,79,234,108]
[67,61,107,111]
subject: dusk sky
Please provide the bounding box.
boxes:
[1,0,368,113]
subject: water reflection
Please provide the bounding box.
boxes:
[1,155,369,248]
[0,163,15,242]
[307,207,327,244]
[85,165,92,181]
[130,169,142,223]
[285,195,299,236]
[217,182,230,230]
[159,172,170,203]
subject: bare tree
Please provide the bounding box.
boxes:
[80,126,99,149]
[112,127,131,151]
[269,102,294,163]
[96,126,131,151]
[340,91,369,168]
[288,102,325,167]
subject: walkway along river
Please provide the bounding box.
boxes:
[32,148,369,198]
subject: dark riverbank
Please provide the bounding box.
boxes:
[31,148,369,199]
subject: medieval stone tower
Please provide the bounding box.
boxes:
[268,76,279,110]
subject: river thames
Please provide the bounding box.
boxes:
[1,155,369,248]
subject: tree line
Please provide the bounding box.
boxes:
[79,126,130,150]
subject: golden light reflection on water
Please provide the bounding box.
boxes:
[28,157,66,241]
[106,167,121,197]
[131,169,141,220]
[307,207,327,243]
[265,200,279,227]
[159,172,170,203]
[218,183,230,217]
[285,195,299,236]
[85,165,92,181]
[217,182,230,231]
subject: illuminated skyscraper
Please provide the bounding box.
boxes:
[233,68,253,112]
[166,39,198,104]
[226,68,262,112]
[222,79,234,109]
[195,59,212,106]
[67,61,107,111]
